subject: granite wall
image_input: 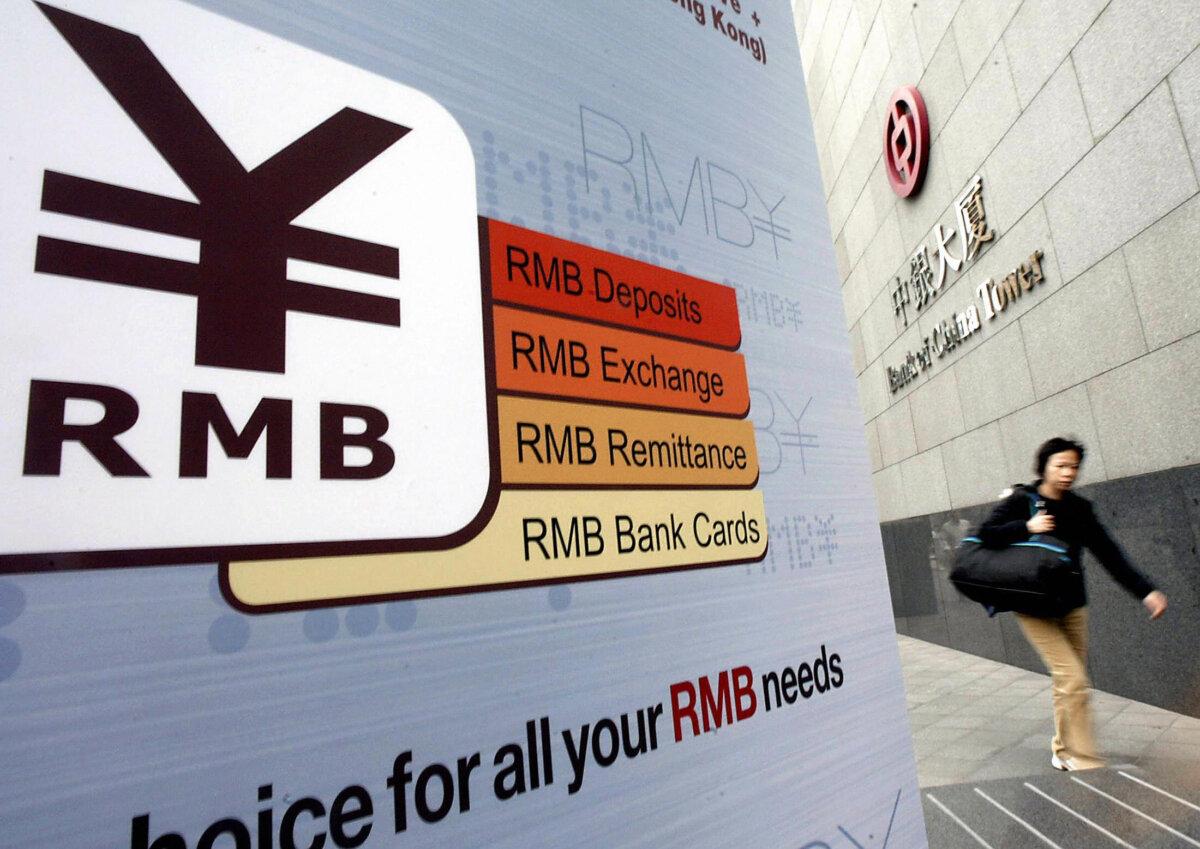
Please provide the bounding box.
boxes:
[792,0,1200,707]
[884,463,1200,718]
[791,0,1200,521]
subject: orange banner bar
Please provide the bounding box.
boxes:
[487,219,741,348]
[498,395,758,487]
[493,306,750,416]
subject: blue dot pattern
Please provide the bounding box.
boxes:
[548,585,572,611]
[384,601,418,632]
[207,614,251,654]
[204,572,254,655]
[344,605,380,637]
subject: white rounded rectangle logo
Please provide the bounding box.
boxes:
[0,0,496,567]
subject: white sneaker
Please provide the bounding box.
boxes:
[1051,754,1076,771]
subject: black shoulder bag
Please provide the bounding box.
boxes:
[949,493,1073,617]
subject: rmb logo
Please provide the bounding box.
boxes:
[1,0,493,566]
[34,2,407,374]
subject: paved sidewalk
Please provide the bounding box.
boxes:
[899,635,1200,789]
[922,767,1200,848]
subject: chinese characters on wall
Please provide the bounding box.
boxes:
[885,175,1047,393]
[890,175,993,327]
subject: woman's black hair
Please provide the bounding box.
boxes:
[1034,437,1085,476]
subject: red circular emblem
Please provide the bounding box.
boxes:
[883,85,930,198]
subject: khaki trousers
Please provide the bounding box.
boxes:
[1015,606,1104,768]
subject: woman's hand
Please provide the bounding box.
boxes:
[1143,590,1168,620]
[1026,510,1055,534]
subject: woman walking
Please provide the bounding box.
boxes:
[978,437,1168,771]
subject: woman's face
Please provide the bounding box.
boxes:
[1043,450,1081,491]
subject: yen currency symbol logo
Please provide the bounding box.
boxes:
[34,2,409,374]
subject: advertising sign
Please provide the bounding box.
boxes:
[0,1,926,846]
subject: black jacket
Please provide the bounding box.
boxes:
[977,483,1155,611]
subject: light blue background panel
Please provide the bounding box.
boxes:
[0,2,926,847]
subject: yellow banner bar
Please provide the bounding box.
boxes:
[498,395,759,487]
[225,489,767,609]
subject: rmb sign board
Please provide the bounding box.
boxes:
[1,1,492,566]
[0,1,927,848]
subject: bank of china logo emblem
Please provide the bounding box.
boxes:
[0,0,492,567]
[883,85,930,199]
[35,3,407,374]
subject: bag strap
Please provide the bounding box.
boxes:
[960,491,1048,546]
[1026,490,1046,542]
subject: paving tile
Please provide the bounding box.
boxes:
[964,747,1052,782]
[1020,732,1054,751]
[915,697,978,717]
[1004,679,1049,691]
[929,714,994,730]
[896,633,1200,792]
[1099,722,1169,743]
[971,698,1030,716]
[914,723,976,742]
[1111,706,1181,728]
[1104,744,1156,765]
[960,727,1041,750]
[916,765,974,788]
[1003,701,1051,720]
[1131,746,1200,787]
[955,684,1008,697]
[940,742,1005,762]
[908,713,943,732]
[1157,725,1200,746]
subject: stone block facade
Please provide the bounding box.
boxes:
[794,0,1200,715]
[794,0,1200,513]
